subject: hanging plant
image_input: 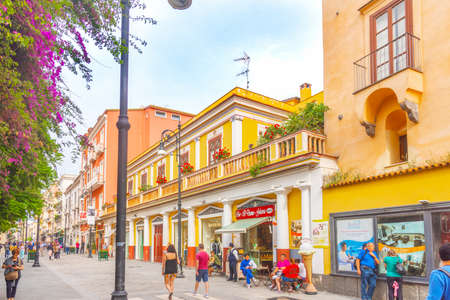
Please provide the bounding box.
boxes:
[156,175,167,185]
[180,162,194,174]
[213,148,231,161]
[249,154,268,177]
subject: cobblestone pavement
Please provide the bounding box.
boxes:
[5,254,358,300]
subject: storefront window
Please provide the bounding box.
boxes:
[377,214,426,277]
[336,218,374,272]
[244,222,273,268]
[201,217,222,253]
[432,211,450,268]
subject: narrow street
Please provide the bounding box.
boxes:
[10,254,358,300]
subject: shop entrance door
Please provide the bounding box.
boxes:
[137,230,144,260]
[154,224,163,262]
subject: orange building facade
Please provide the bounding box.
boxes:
[79,106,193,253]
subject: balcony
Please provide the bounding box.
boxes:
[99,130,328,216]
[354,33,421,93]
[95,143,105,157]
[87,174,104,190]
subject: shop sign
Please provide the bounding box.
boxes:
[312,220,329,247]
[80,212,86,219]
[235,204,274,219]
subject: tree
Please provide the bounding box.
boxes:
[0,0,149,232]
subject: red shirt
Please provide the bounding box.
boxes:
[196,250,209,270]
[282,264,299,279]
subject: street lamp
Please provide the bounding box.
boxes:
[32,215,41,267]
[111,1,191,299]
[158,120,185,278]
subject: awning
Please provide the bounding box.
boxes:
[215,217,270,234]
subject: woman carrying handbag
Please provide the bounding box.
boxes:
[2,248,24,300]
[384,249,405,300]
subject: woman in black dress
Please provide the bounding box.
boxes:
[162,244,179,300]
[2,248,24,300]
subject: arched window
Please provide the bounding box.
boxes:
[385,110,408,163]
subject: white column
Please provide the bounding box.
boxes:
[231,115,243,155]
[187,208,195,247]
[162,212,169,247]
[128,218,135,246]
[297,180,314,252]
[195,137,200,170]
[143,216,150,247]
[273,186,291,250]
[170,153,174,180]
[150,164,154,186]
[105,224,111,246]
[221,199,233,247]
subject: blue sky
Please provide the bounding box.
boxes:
[59,0,323,175]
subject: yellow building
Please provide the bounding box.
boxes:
[100,84,335,276]
[321,0,450,298]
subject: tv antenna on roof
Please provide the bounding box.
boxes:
[234,51,250,89]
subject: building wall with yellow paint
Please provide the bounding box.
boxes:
[322,166,450,274]
[323,0,450,175]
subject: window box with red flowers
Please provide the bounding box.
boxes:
[180,162,194,175]
[156,175,167,185]
[213,148,231,161]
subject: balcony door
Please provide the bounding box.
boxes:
[371,0,412,82]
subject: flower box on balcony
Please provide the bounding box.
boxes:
[213,148,230,161]
[139,184,152,192]
[181,162,194,174]
[156,176,168,185]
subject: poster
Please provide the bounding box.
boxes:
[377,219,426,276]
[336,218,374,272]
[312,220,329,247]
[290,220,302,248]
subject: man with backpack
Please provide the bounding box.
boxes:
[227,243,239,282]
[427,243,450,300]
[356,242,380,300]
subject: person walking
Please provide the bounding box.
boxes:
[2,248,24,300]
[426,243,450,300]
[80,240,85,254]
[75,241,80,254]
[47,242,53,260]
[162,244,179,300]
[384,249,403,300]
[227,242,238,282]
[5,243,10,258]
[194,243,210,298]
[19,245,25,261]
[356,242,380,300]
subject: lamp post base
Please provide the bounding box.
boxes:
[111,290,128,300]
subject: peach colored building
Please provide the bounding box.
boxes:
[321,0,450,298]
[79,106,193,249]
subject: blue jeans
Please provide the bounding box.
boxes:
[242,268,253,284]
[361,267,377,300]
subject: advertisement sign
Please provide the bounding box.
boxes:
[377,219,426,276]
[336,218,374,272]
[87,206,96,226]
[236,204,274,219]
[290,220,302,248]
[80,212,86,219]
[312,220,329,247]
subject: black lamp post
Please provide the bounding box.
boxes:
[24,218,28,254]
[111,1,191,299]
[158,120,185,278]
[32,215,41,267]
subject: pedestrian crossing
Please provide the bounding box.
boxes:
[152,293,220,300]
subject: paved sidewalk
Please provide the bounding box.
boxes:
[7,254,358,300]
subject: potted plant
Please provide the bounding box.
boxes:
[156,175,167,185]
[180,162,194,174]
[212,147,231,161]
[139,184,151,192]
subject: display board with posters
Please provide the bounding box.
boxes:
[336,218,374,272]
[87,207,96,226]
[377,215,426,277]
[312,220,329,247]
[290,220,302,248]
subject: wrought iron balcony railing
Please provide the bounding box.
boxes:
[354,33,421,92]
